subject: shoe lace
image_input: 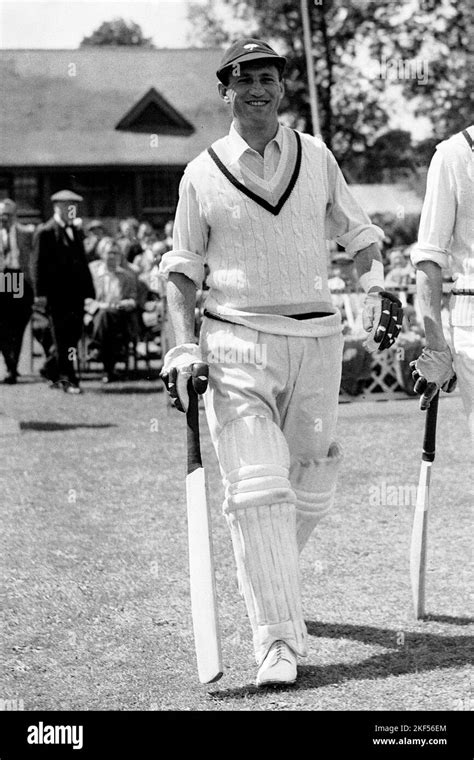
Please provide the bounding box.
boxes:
[275,640,292,663]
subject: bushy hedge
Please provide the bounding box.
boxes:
[372,212,421,260]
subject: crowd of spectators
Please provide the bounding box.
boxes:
[0,198,451,396]
[0,195,177,388]
[78,216,173,382]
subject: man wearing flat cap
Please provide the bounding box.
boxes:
[32,190,95,394]
[0,198,35,383]
[160,39,403,685]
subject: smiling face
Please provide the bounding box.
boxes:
[218,61,284,131]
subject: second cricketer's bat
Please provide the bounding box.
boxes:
[185,364,223,684]
[410,390,439,619]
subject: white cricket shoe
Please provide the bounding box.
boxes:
[256,640,297,687]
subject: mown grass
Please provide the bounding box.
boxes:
[1,378,472,712]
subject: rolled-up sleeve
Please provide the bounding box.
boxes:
[159,172,208,289]
[410,149,454,271]
[324,149,384,256]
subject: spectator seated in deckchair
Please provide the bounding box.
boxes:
[85,237,139,383]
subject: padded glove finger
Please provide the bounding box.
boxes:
[376,296,404,350]
[363,290,403,353]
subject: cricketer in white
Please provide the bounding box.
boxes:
[410,125,474,438]
[160,39,403,686]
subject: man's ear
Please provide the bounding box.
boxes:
[278,79,285,104]
[218,82,230,102]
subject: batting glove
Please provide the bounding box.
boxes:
[410,346,457,410]
[362,290,404,353]
[160,343,209,413]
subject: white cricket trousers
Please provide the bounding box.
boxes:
[200,315,344,663]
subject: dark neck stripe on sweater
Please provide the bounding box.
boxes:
[462,129,473,150]
[207,130,302,216]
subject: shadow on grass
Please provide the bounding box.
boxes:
[423,614,474,626]
[209,620,474,700]
[20,421,117,432]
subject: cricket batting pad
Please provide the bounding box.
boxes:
[217,416,307,664]
[291,442,343,553]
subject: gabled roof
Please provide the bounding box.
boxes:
[0,48,231,167]
[115,87,194,135]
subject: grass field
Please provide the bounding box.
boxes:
[1,374,472,713]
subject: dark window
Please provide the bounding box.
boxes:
[0,174,13,201]
[13,174,39,212]
[141,171,179,212]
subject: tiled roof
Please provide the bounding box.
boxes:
[0,48,231,167]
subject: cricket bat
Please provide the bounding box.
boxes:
[410,390,439,619]
[185,364,223,683]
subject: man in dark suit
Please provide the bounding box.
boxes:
[0,198,35,383]
[32,190,95,394]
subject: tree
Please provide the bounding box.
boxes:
[186,0,406,159]
[80,18,154,48]
[187,0,234,46]
[363,130,416,180]
[368,0,472,140]
[187,0,470,165]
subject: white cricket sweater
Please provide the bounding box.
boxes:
[161,126,383,337]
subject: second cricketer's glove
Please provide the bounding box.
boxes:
[362,290,404,353]
[410,346,457,410]
[160,343,209,413]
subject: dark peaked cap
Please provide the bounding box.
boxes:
[216,38,286,83]
[50,189,84,202]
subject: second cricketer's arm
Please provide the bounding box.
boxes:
[414,261,449,352]
[409,260,456,409]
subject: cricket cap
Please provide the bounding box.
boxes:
[50,189,83,202]
[216,38,286,84]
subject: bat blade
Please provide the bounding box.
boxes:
[409,460,431,619]
[409,391,439,619]
[185,465,223,684]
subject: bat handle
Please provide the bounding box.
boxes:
[186,383,201,473]
[186,363,208,473]
[422,390,439,463]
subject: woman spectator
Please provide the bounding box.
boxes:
[85,237,139,383]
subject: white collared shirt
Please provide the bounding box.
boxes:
[411,126,474,286]
[54,212,75,241]
[226,121,284,180]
